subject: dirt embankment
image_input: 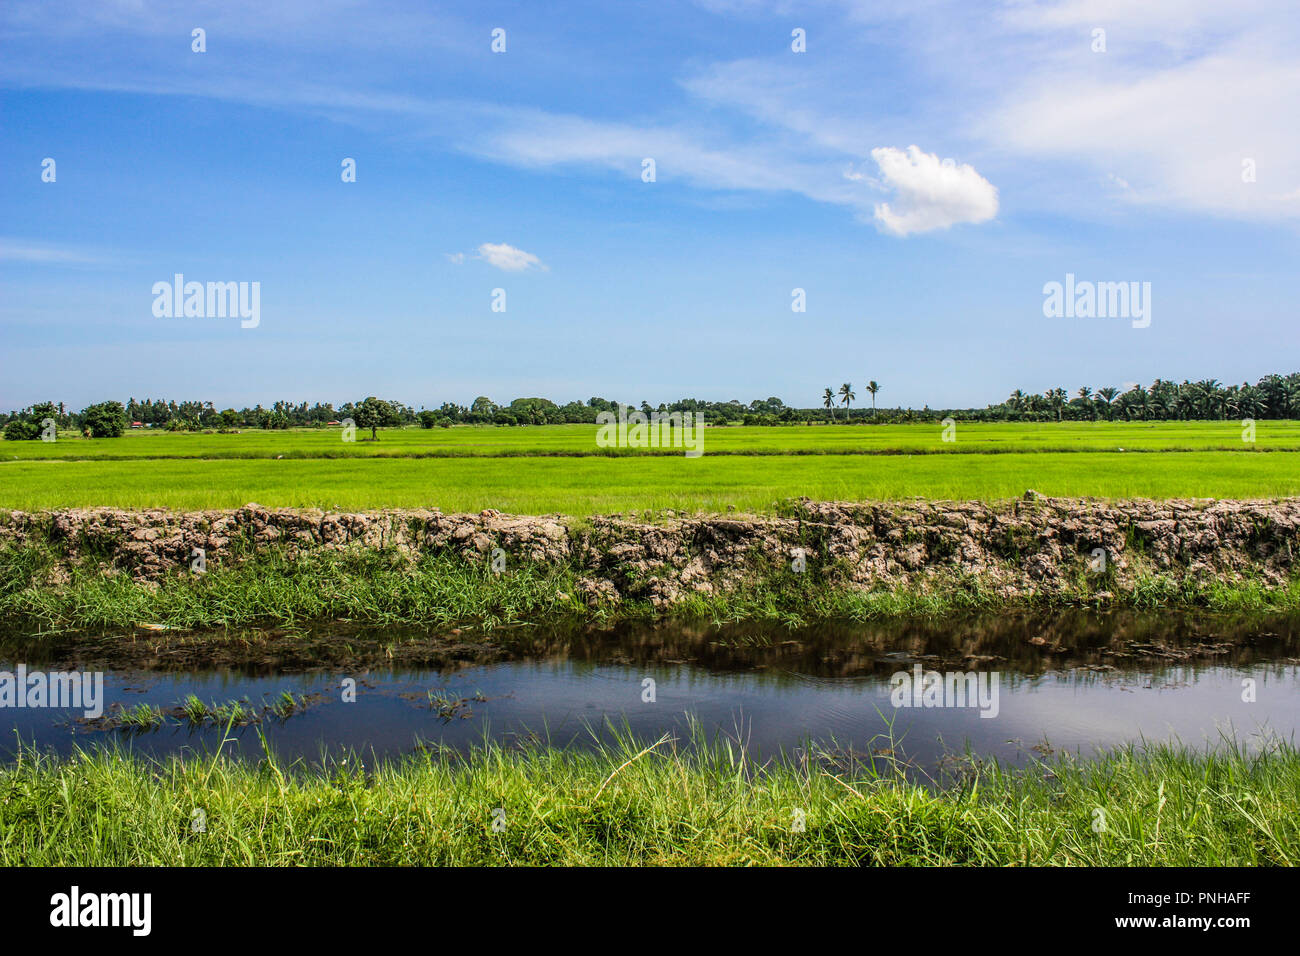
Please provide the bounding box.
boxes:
[2,495,1298,606]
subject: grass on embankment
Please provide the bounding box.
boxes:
[1,734,1295,865]
[4,451,1300,513]
[4,541,1299,633]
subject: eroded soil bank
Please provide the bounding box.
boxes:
[2,495,1298,613]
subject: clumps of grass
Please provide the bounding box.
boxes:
[82,691,317,733]
[176,694,260,726]
[402,688,491,722]
[87,702,168,732]
[427,691,472,721]
[0,731,1296,866]
[266,691,309,720]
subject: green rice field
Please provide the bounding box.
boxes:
[4,420,1296,460]
[1,421,1296,513]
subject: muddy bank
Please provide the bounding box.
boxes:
[2,496,1298,609]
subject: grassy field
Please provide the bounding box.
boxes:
[2,421,1296,513]
[2,449,1298,513]
[4,420,1297,460]
[1,734,1294,865]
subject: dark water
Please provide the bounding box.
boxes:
[1,611,1297,772]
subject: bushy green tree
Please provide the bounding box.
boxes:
[353,396,402,440]
[80,401,128,438]
[3,420,39,441]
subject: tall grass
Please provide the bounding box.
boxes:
[0,731,1295,865]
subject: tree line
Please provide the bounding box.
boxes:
[4,372,1299,439]
[991,374,1300,422]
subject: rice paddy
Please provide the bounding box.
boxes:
[2,421,1297,513]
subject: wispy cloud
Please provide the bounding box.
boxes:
[0,238,104,264]
[4,0,1297,228]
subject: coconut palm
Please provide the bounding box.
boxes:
[838,382,855,419]
[1096,386,1119,421]
[823,387,836,421]
[866,381,880,416]
[1046,388,1067,422]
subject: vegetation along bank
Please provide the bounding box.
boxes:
[3,495,1299,631]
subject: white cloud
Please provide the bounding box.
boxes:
[0,238,103,264]
[445,252,465,265]
[868,146,999,237]
[476,242,546,272]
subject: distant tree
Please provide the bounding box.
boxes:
[1096,386,1119,420]
[823,388,836,421]
[352,396,401,440]
[838,382,855,419]
[3,420,39,441]
[866,381,880,416]
[1046,388,1067,422]
[80,401,128,438]
[418,410,439,429]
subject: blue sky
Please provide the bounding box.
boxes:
[2,0,1298,411]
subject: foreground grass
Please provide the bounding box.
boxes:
[1,735,1295,865]
[3,450,1300,513]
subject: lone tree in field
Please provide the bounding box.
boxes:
[80,401,127,438]
[823,387,836,421]
[353,396,401,440]
[866,380,880,416]
[838,382,855,419]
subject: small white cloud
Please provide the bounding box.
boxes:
[445,252,465,264]
[476,242,546,271]
[868,146,999,237]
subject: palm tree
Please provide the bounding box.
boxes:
[1096,386,1119,421]
[1125,384,1149,421]
[1074,386,1094,421]
[865,380,880,417]
[1046,388,1067,422]
[1194,379,1222,419]
[1259,374,1287,418]
[823,387,836,421]
[838,382,855,420]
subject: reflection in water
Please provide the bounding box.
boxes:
[1,610,1297,772]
